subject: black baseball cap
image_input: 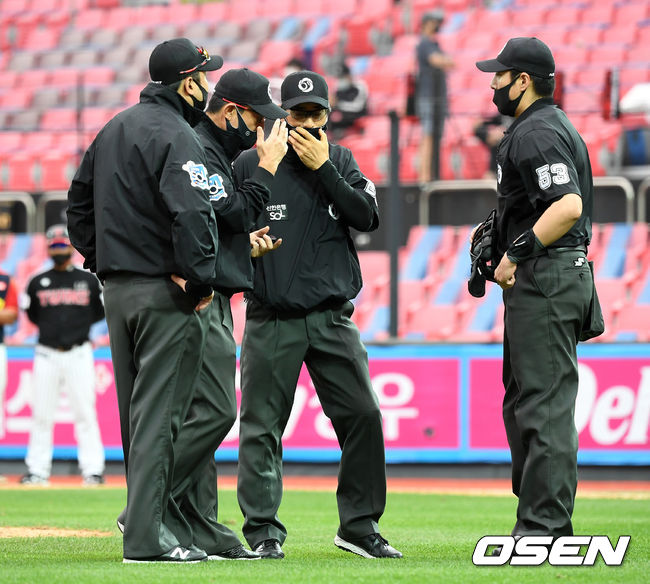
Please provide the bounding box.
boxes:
[149,38,223,85]
[213,68,287,119]
[281,71,330,110]
[422,9,445,24]
[476,37,555,79]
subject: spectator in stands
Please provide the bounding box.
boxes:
[473,113,511,179]
[0,270,18,446]
[475,37,600,542]
[329,62,369,140]
[233,70,402,561]
[415,9,455,186]
[269,57,307,104]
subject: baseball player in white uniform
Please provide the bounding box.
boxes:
[20,225,106,486]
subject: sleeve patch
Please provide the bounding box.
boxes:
[182,161,228,200]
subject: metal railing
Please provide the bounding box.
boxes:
[0,191,37,233]
[417,176,637,226]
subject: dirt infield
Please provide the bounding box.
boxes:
[1,474,649,499]
[0,526,113,538]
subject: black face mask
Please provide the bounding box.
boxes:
[191,83,209,112]
[51,253,71,266]
[286,122,327,141]
[492,73,524,117]
[222,107,257,154]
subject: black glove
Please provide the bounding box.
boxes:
[468,209,497,298]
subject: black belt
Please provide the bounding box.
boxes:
[41,342,85,352]
[530,244,587,259]
[548,244,588,253]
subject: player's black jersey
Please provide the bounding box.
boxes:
[495,97,593,256]
[233,142,379,313]
[24,266,104,348]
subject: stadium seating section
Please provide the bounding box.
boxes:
[0,0,649,188]
[0,0,648,344]
[2,222,648,345]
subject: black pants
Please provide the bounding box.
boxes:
[237,301,386,548]
[502,249,592,537]
[103,274,209,559]
[166,293,242,554]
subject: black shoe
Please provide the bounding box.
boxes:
[208,544,261,560]
[254,539,285,559]
[334,533,403,559]
[19,473,49,486]
[123,546,208,563]
[82,474,105,487]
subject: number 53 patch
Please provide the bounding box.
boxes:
[535,163,570,189]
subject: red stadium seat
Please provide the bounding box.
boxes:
[0,132,24,155]
[586,45,628,68]
[257,40,301,69]
[613,2,650,27]
[580,4,615,26]
[601,25,640,46]
[4,153,40,192]
[22,131,55,152]
[569,27,604,48]
[613,305,650,342]
[544,6,581,26]
[40,152,76,191]
[509,7,549,28]
[40,108,77,131]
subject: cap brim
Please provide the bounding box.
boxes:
[199,55,224,72]
[476,58,510,72]
[49,239,71,247]
[250,101,288,120]
[282,95,330,110]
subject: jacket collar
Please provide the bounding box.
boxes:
[139,82,205,126]
[507,96,555,133]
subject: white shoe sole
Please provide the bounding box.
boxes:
[207,554,261,561]
[334,535,376,559]
[122,558,205,564]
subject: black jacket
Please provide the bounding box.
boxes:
[67,83,217,292]
[194,117,274,296]
[233,142,379,312]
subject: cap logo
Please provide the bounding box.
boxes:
[298,77,314,93]
[267,85,273,100]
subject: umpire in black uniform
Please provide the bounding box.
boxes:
[157,68,288,559]
[233,71,402,560]
[67,38,221,563]
[475,38,597,538]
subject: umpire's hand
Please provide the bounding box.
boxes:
[257,119,288,175]
[250,225,282,258]
[494,254,517,289]
[288,127,329,170]
[171,274,214,311]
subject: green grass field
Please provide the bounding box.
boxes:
[0,486,648,583]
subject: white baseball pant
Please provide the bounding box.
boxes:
[25,342,105,478]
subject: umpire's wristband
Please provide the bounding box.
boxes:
[506,228,545,264]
